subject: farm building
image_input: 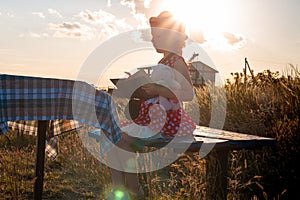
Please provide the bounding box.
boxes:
[185,52,218,86]
[187,60,218,86]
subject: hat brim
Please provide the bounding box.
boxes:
[149,12,187,39]
[149,17,158,27]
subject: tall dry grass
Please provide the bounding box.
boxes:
[0,132,112,199]
[220,66,299,199]
[0,65,299,199]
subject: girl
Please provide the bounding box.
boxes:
[109,11,196,200]
[121,11,196,138]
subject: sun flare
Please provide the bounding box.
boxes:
[160,0,233,34]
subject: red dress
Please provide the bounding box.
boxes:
[121,54,196,137]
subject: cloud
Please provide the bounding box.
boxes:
[131,29,152,43]
[120,0,153,14]
[24,8,132,41]
[73,9,132,39]
[202,31,247,51]
[32,12,45,19]
[19,32,49,38]
[53,22,82,30]
[120,0,150,27]
[189,29,206,44]
[48,8,133,41]
[48,22,94,40]
[6,13,15,18]
[77,9,116,24]
[107,0,112,7]
[223,32,245,46]
[120,0,137,13]
[48,8,62,18]
[29,32,49,38]
[144,0,152,8]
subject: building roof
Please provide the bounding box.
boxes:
[189,61,219,73]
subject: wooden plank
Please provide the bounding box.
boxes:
[132,137,228,152]
[128,129,276,152]
[132,137,200,149]
[194,126,276,150]
[193,126,275,141]
[194,136,227,143]
[34,120,47,200]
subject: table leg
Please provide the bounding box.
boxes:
[206,149,229,200]
[34,120,48,200]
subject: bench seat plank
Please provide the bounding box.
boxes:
[193,126,275,141]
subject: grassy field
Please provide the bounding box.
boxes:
[0,131,207,199]
[0,66,299,199]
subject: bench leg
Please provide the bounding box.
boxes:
[34,120,47,200]
[206,149,229,200]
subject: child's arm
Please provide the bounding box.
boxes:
[172,59,194,101]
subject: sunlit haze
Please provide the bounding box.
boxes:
[1,0,299,87]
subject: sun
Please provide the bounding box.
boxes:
[160,0,233,35]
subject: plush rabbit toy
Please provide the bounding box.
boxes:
[150,64,181,110]
[121,64,183,139]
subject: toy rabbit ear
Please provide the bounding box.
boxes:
[170,79,181,90]
[156,79,170,89]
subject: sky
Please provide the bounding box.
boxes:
[1,0,299,87]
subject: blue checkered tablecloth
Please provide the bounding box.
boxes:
[7,120,83,159]
[0,74,122,159]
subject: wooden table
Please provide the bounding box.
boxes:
[1,74,122,199]
[132,125,276,199]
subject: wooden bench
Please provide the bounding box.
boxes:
[131,125,276,199]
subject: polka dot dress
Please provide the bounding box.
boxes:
[121,54,196,137]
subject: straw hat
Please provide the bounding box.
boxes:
[149,11,187,39]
